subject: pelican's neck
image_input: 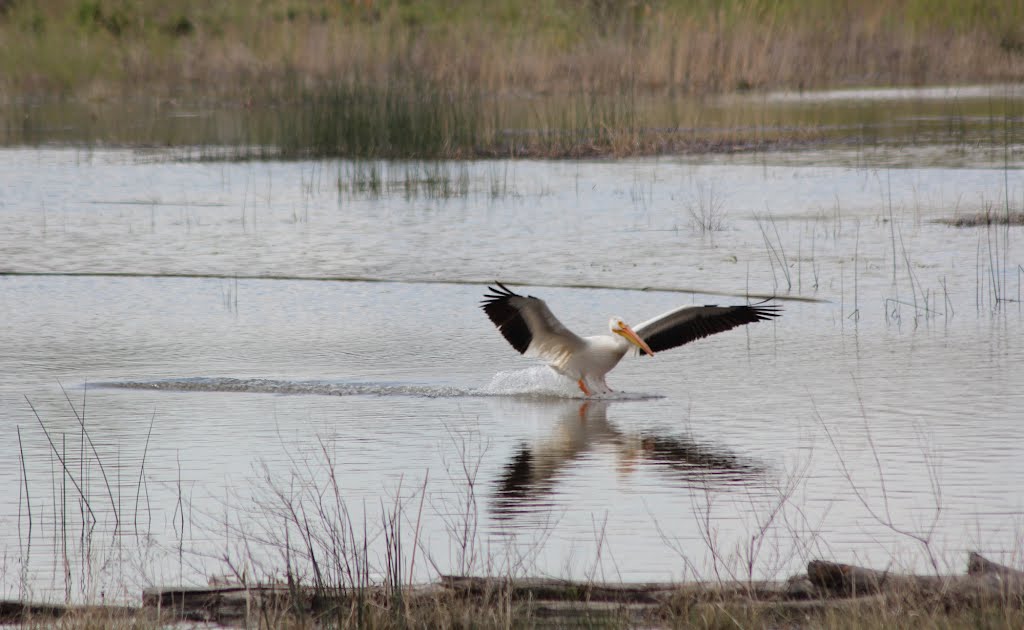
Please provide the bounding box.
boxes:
[591,333,631,357]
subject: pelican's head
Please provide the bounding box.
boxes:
[609,317,655,356]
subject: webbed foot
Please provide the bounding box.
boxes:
[577,379,591,396]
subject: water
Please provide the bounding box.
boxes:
[1,142,1023,603]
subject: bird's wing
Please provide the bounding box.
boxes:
[632,300,781,355]
[481,283,585,365]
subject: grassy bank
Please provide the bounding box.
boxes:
[17,584,1024,629]
[1,0,1023,156]
[3,0,1024,99]
[19,574,1024,629]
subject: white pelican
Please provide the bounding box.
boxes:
[481,282,780,396]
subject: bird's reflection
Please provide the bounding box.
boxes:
[491,400,763,519]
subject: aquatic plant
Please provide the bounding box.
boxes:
[685,182,728,233]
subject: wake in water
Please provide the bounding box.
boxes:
[96,367,660,400]
[95,377,474,398]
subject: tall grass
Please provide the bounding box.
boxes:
[3,74,1022,158]
[2,0,1023,100]
[1,0,1023,157]
[270,82,667,159]
[277,80,487,159]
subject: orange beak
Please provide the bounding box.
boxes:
[614,323,655,356]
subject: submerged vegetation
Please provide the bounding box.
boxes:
[1,0,1023,157]
[938,209,1024,227]
[337,160,483,199]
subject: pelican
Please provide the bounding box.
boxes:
[481,282,780,396]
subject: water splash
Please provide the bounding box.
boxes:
[481,366,580,398]
[481,367,661,400]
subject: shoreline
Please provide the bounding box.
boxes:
[6,554,1023,628]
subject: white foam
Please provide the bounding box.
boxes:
[480,366,582,398]
[480,367,662,401]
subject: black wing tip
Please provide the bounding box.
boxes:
[481,281,513,304]
[699,299,782,321]
[747,298,783,322]
[480,281,525,307]
[747,308,782,323]
[480,281,533,354]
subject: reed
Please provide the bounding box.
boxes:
[337,160,474,199]
[275,79,487,160]
[755,210,792,293]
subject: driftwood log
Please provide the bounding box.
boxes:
[142,584,298,623]
[439,574,796,603]
[968,551,1024,582]
[0,600,137,624]
[138,553,1024,623]
[807,553,1024,604]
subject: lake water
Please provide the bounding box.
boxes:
[1,142,1022,603]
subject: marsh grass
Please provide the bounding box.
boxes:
[2,1,1024,157]
[956,197,1022,312]
[14,390,157,608]
[3,80,1022,159]
[2,1,1023,100]
[260,83,706,160]
[277,80,487,160]
[21,588,1024,629]
[755,210,792,294]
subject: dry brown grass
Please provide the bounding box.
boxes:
[19,584,1024,629]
